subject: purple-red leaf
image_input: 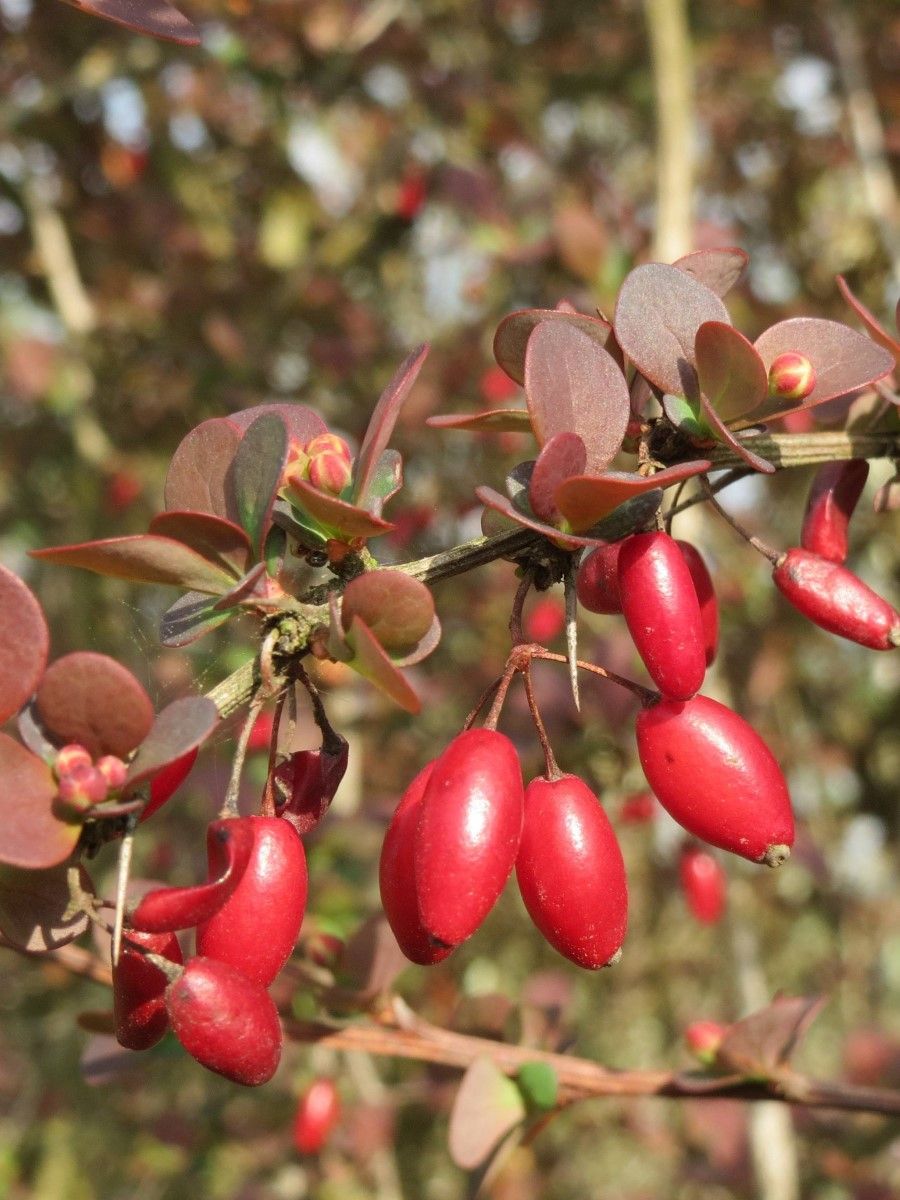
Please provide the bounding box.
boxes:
[353,345,429,508]
[426,409,533,434]
[715,995,827,1077]
[61,0,200,45]
[695,321,768,423]
[554,462,712,531]
[285,478,394,540]
[836,275,900,364]
[228,402,327,446]
[231,412,289,559]
[696,393,776,473]
[36,652,155,759]
[752,318,894,420]
[30,535,236,595]
[164,418,242,521]
[475,486,605,550]
[344,616,421,713]
[524,322,629,472]
[341,571,435,658]
[674,247,749,297]
[614,264,731,395]
[493,308,613,385]
[125,696,219,789]
[159,592,232,648]
[0,862,93,951]
[0,564,49,724]
[448,1057,526,1171]
[529,433,587,523]
[0,733,79,869]
[148,511,252,578]
[211,562,270,611]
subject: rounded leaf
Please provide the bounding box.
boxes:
[36,652,155,759]
[0,862,93,951]
[695,321,768,424]
[0,733,79,869]
[341,570,435,657]
[674,247,749,297]
[448,1057,526,1171]
[125,696,218,789]
[554,461,711,532]
[0,563,49,724]
[494,308,613,385]
[164,418,242,521]
[529,433,587,523]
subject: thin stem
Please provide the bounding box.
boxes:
[509,571,533,646]
[111,815,137,968]
[700,477,780,564]
[522,663,560,779]
[482,658,520,731]
[530,647,658,706]
[463,677,502,731]
[220,694,265,819]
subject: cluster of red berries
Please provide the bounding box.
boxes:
[380,729,628,970]
[114,813,307,1086]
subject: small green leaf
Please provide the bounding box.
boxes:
[516,1062,559,1111]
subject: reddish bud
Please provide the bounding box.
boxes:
[55,743,93,777]
[308,449,353,495]
[619,791,656,824]
[800,460,869,564]
[685,1019,727,1063]
[305,433,352,463]
[617,532,707,700]
[524,597,565,643]
[114,928,183,1051]
[130,817,255,932]
[767,352,816,402]
[516,775,627,969]
[55,765,108,816]
[675,540,719,666]
[636,695,794,865]
[166,957,283,1086]
[96,755,128,791]
[379,762,453,965]
[679,845,727,924]
[773,548,900,650]
[140,748,198,823]
[293,1078,341,1154]
[196,815,308,987]
[576,542,622,614]
[414,729,524,948]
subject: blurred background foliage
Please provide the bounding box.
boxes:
[1,0,899,1197]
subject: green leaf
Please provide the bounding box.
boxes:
[661,392,712,440]
[695,321,768,424]
[231,412,289,558]
[516,1062,559,1111]
[30,535,237,595]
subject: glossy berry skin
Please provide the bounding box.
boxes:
[113,929,183,1051]
[773,549,900,650]
[516,775,627,969]
[636,695,794,865]
[675,540,719,666]
[801,460,869,564]
[196,815,308,987]
[130,817,255,932]
[165,957,282,1086]
[293,1078,341,1155]
[679,845,726,925]
[617,532,707,700]
[379,762,453,965]
[414,729,524,948]
[576,542,622,614]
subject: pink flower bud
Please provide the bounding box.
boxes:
[685,1019,727,1064]
[96,755,128,790]
[55,744,93,777]
[55,765,109,816]
[767,352,816,402]
[308,450,353,495]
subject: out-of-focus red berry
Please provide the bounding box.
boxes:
[525,597,565,643]
[293,1079,341,1155]
[679,845,727,924]
[619,791,656,824]
[247,711,276,755]
[685,1020,727,1064]
[396,171,427,221]
[479,365,519,404]
[104,471,143,513]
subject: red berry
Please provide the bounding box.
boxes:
[678,845,727,924]
[165,957,283,1086]
[479,365,519,404]
[635,695,794,865]
[516,775,627,969]
[293,1078,341,1154]
[113,929,183,1051]
[104,470,142,513]
[675,540,719,666]
[96,755,128,790]
[801,460,869,564]
[196,815,308,987]
[617,532,707,700]
[685,1019,727,1063]
[576,542,622,614]
[130,817,256,932]
[140,748,198,823]
[380,762,453,964]
[767,352,816,402]
[414,729,524,948]
[773,548,900,650]
[54,744,93,777]
[524,597,565,643]
[395,171,427,221]
[247,710,276,755]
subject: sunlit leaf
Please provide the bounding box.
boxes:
[125,696,219,788]
[554,461,712,531]
[353,345,429,508]
[36,652,155,759]
[525,322,629,472]
[695,321,768,423]
[341,571,435,657]
[159,592,233,647]
[231,412,289,559]
[674,247,749,297]
[836,275,900,364]
[696,393,775,473]
[362,449,404,517]
[285,478,394,540]
[0,862,93,951]
[426,409,533,433]
[148,511,252,578]
[614,263,730,395]
[494,308,613,385]
[448,1057,526,1171]
[529,433,587,523]
[228,402,327,447]
[715,995,827,1077]
[60,0,200,45]
[30,535,236,595]
[0,733,78,869]
[0,563,49,724]
[344,616,421,713]
[164,418,242,521]
[476,486,605,550]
